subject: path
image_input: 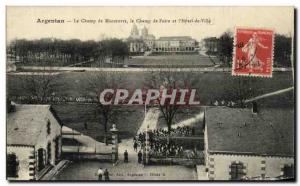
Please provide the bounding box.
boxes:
[163,111,204,130]
[138,107,160,133]
[62,126,112,153]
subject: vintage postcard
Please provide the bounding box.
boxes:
[6,6,295,181]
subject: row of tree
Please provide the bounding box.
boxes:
[7,38,129,65]
[204,32,293,67]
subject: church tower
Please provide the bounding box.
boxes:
[130,24,139,39]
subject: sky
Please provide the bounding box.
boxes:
[6,6,294,42]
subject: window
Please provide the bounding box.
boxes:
[283,164,294,178]
[37,148,45,171]
[7,153,19,178]
[47,120,51,135]
[47,143,51,165]
[230,162,245,180]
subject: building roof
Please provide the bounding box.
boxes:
[158,36,195,41]
[205,107,294,157]
[7,104,54,146]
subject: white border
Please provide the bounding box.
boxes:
[1,1,299,186]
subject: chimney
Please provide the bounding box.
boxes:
[252,101,258,114]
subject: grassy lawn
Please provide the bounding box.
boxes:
[7,70,294,144]
[53,104,144,141]
[7,71,294,107]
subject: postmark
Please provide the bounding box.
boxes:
[232,28,274,77]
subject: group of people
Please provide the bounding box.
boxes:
[123,149,143,164]
[151,126,196,137]
[133,126,198,158]
[96,167,110,181]
[212,100,236,107]
[149,140,185,158]
[135,126,196,145]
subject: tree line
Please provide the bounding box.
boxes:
[204,32,292,67]
[7,38,129,66]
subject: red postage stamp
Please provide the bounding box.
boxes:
[232,28,274,77]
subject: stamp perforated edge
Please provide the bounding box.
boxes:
[231,27,275,78]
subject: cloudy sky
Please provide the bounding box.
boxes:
[7,6,294,41]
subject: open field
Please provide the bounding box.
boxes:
[7,70,294,143]
[7,71,294,107]
[125,54,217,67]
[13,54,218,68]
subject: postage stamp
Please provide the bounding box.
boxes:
[232,28,274,77]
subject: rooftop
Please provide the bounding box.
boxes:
[7,104,53,146]
[158,36,195,41]
[205,107,294,157]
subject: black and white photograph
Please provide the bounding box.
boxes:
[5,6,295,181]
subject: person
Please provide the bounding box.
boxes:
[138,150,143,164]
[133,141,138,152]
[97,167,104,181]
[104,169,110,181]
[242,32,268,70]
[124,150,128,163]
[192,127,195,136]
[84,122,88,130]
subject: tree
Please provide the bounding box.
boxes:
[218,31,233,66]
[274,34,292,67]
[85,71,125,144]
[20,72,61,104]
[144,68,199,138]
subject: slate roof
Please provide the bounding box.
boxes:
[7,104,52,146]
[205,107,294,157]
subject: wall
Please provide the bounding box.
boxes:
[35,109,62,167]
[7,145,35,180]
[207,153,294,180]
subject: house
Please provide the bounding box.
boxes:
[204,106,294,180]
[7,103,62,180]
[203,37,219,54]
[154,36,196,53]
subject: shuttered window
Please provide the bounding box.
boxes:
[230,162,245,180]
[283,164,294,178]
[7,153,19,178]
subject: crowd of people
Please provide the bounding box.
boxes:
[149,140,185,158]
[133,126,198,158]
[151,126,196,137]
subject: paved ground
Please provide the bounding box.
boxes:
[53,160,197,180]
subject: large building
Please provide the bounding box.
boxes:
[154,36,196,53]
[127,24,196,53]
[7,103,62,180]
[204,106,294,180]
[203,37,219,54]
[128,24,155,53]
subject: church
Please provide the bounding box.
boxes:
[127,24,197,54]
